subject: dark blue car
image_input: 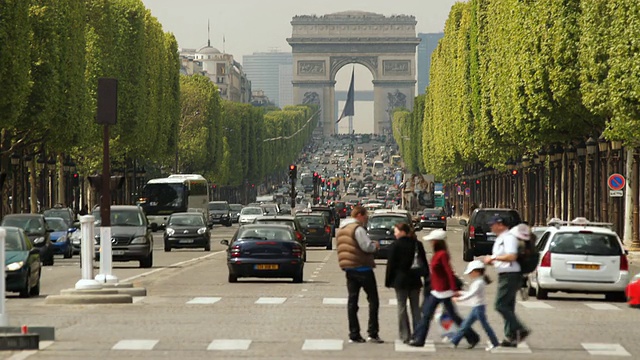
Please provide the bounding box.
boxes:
[45,217,74,258]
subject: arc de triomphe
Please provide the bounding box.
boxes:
[287,11,420,135]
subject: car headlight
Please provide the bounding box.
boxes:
[33,237,45,244]
[58,235,68,243]
[130,236,147,244]
[223,213,229,218]
[6,261,24,271]
[197,227,207,235]
[166,228,175,236]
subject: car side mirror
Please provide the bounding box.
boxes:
[459,219,468,226]
[148,223,158,232]
[29,248,40,255]
[220,239,229,246]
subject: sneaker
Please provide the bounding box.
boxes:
[516,329,531,343]
[467,339,479,349]
[486,341,498,351]
[367,336,384,344]
[408,339,425,347]
[349,336,366,343]
[500,339,517,348]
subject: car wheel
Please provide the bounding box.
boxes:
[293,269,303,283]
[303,251,307,262]
[64,245,73,259]
[228,273,238,283]
[164,243,171,252]
[19,270,31,298]
[462,242,473,262]
[139,251,153,268]
[605,291,627,303]
[527,282,537,297]
[535,284,548,300]
[204,242,211,252]
[30,271,41,297]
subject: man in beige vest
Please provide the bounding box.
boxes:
[337,206,383,344]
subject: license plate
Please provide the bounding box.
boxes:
[112,250,125,255]
[179,239,194,244]
[573,264,600,270]
[255,264,278,270]
[379,240,392,245]
[308,229,317,233]
[487,236,496,242]
[428,217,438,220]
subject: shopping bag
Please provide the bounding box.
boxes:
[434,305,459,339]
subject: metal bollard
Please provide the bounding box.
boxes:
[0,228,7,326]
[95,226,118,284]
[75,215,101,290]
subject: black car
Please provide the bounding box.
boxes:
[93,206,155,268]
[1,214,54,266]
[2,226,41,298]
[252,216,307,261]
[309,206,340,238]
[420,208,448,231]
[208,201,232,227]
[229,204,243,223]
[164,212,211,252]
[459,208,522,261]
[221,224,304,283]
[367,213,410,259]
[296,213,332,250]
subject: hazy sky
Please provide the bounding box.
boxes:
[141,0,460,132]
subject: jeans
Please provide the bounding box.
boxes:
[395,288,421,342]
[450,305,499,346]
[346,270,380,339]
[495,272,526,339]
[412,294,480,345]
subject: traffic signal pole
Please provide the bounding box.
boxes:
[289,164,297,210]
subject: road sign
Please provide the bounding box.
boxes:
[464,188,471,197]
[610,190,623,197]
[456,186,462,195]
[434,183,443,193]
[608,173,625,191]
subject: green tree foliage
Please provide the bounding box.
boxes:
[0,0,31,130]
[399,0,627,181]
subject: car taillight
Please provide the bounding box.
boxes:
[441,216,446,220]
[295,231,303,241]
[325,225,331,234]
[292,245,302,258]
[469,225,475,238]
[620,254,629,271]
[230,245,241,258]
[421,215,425,220]
[540,252,551,267]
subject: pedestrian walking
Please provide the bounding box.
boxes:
[385,223,428,344]
[483,218,530,347]
[447,260,500,351]
[409,229,480,348]
[336,206,384,344]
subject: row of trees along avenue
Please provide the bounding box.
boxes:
[0,0,316,216]
[393,0,640,249]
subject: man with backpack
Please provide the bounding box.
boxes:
[483,218,531,347]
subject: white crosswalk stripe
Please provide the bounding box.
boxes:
[302,339,343,351]
[207,339,252,351]
[186,297,221,304]
[255,297,287,304]
[112,340,158,350]
[491,342,531,354]
[518,301,553,309]
[583,303,621,311]
[582,343,631,356]
[323,297,347,305]
[394,339,435,352]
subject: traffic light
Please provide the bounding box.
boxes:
[72,173,80,187]
[511,169,518,176]
[475,179,481,185]
[313,172,318,185]
[462,181,467,185]
[289,164,297,180]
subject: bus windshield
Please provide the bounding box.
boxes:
[373,161,384,169]
[140,183,187,215]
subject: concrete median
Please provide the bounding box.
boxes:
[45,290,133,305]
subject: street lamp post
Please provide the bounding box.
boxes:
[10,152,20,213]
[586,137,597,220]
[566,145,576,220]
[576,142,586,217]
[598,136,609,223]
[63,156,72,207]
[47,157,56,207]
[37,155,45,212]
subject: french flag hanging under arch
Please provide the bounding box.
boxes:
[336,68,355,123]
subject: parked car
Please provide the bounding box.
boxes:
[208,201,232,227]
[459,208,522,261]
[527,218,630,301]
[164,212,211,252]
[45,217,73,258]
[1,214,54,266]
[419,208,448,231]
[2,226,41,297]
[239,207,265,225]
[296,212,332,250]
[93,206,155,268]
[229,204,243,223]
[221,224,304,283]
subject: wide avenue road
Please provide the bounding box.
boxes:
[3,220,639,359]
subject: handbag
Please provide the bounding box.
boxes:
[410,243,428,276]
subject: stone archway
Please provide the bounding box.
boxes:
[287,11,420,135]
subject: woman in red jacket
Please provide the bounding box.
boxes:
[409,229,480,347]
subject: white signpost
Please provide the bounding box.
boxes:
[75,215,102,290]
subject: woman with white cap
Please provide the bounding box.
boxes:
[408,229,480,347]
[448,260,500,350]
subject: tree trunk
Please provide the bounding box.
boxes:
[57,154,64,206]
[29,158,37,213]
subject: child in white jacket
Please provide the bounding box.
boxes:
[449,260,500,350]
